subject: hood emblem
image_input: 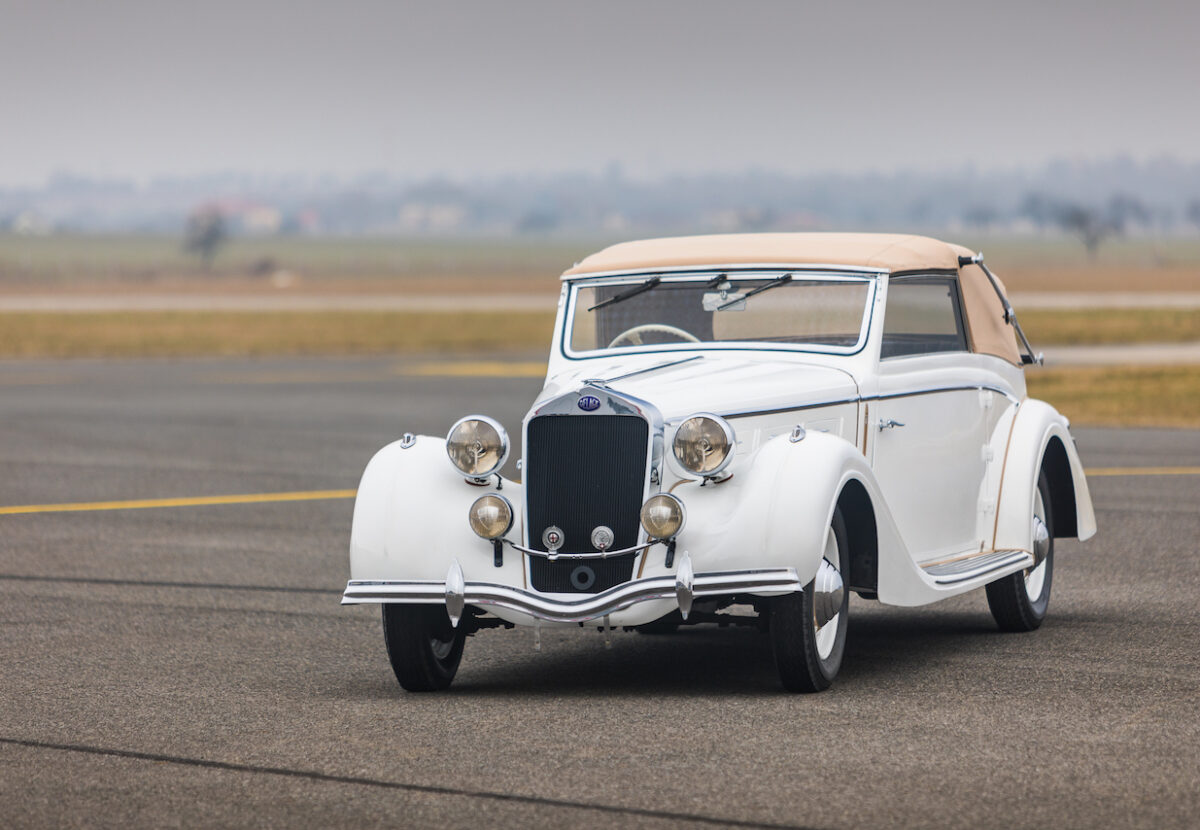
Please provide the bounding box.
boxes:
[577,395,601,412]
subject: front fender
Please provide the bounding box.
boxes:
[673,431,909,591]
[994,399,1097,553]
[348,435,526,587]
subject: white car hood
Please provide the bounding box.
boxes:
[536,355,859,421]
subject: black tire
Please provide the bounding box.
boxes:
[770,507,850,693]
[986,472,1055,632]
[382,604,465,692]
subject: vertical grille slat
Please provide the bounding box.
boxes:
[526,414,648,593]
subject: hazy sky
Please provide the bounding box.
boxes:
[1,0,1196,186]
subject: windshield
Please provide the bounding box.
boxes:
[566,272,874,355]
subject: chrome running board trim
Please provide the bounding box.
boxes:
[341,568,801,624]
[920,549,1033,585]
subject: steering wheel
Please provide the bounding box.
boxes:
[608,323,701,348]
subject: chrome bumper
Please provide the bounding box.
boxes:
[341,556,800,625]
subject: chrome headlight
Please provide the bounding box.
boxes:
[672,413,735,477]
[468,494,513,540]
[640,493,685,539]
[446,415,509,478]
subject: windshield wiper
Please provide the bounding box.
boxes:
[717,273,792,310]
[588,276,662,312]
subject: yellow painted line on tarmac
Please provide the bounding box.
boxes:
[1085,466,1200,477]
[0,489,357,516]
[403,361,547,378]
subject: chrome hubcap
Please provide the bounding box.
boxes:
[1025,490,1049,600]
[813,559,844,630]
[430,634,455,661]
[813,526,843,660]
[1032,516,1051,567]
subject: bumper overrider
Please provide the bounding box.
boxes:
[341,554,801,625]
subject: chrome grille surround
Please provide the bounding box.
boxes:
[522,384,663,594]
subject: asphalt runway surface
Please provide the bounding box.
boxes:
[1,356,1197,829]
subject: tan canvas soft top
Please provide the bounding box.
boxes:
[958,261,1022,366]
[563,233,967,276]
[564,232,1023,366]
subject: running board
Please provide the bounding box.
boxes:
[920,549,1033,585]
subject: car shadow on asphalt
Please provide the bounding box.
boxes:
[332,605,1069,698]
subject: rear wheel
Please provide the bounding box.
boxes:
[382,604,466,691]
[986,472,1055,632]
[770,508,849,692]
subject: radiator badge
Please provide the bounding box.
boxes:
[542,525,565,552]
[577,395,601,412]
[590,525,614,552]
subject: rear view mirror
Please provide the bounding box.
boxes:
[703,291,746,312]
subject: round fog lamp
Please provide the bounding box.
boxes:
[640,493,685,540]
[446,415,509,478]
[468,494,513,540]
[673,414,734,477]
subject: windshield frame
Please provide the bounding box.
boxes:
[560,268,880,361]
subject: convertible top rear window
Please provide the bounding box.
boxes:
[567,274,873,355]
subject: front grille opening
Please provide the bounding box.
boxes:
[529,555,637,595]
[525,414,648,593]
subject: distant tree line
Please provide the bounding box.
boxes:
[8,159,1200,242]
[1016,193,1154,258]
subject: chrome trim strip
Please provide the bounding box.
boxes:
[720,397,861,420]
[872,384,1022,405]
[717,384,1020,421]
[920,549,1033,585]
[505,539,654,560]
[341,568,802,623]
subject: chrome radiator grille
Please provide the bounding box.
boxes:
[525,414,648,593]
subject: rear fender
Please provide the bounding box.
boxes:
[994,399,1097,553]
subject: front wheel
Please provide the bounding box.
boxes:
[986,472,1055,632]
[770,507,849,692]
[382,604,466,691]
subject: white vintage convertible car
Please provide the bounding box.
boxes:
[343,233,1096,693]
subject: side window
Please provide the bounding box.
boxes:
[881,277,968,359]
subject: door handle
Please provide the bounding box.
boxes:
[877,418,905,431]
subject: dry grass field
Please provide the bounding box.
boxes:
[0,311,555,358]
[1019,308,1200,344]
[1026,366,1200,428]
